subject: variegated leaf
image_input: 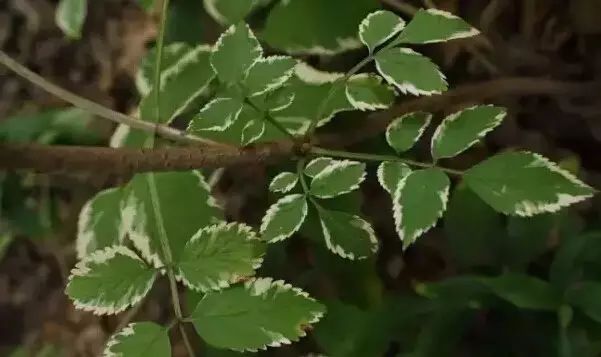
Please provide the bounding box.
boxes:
[211,23,262,83]
[397,8,479,44]
[269,172,299,193]
[359,10,405,52]
[104,322,170,357]
[318,208,378,260]
[188,97,244,132]
[386,112,432,153]
[377,161,412,195]
[345,74,395,111]
[310,160,366,199]
[244,56,297,96]
[260,194,308,242]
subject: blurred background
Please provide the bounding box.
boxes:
[2,0,601,356]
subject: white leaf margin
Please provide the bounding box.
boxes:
[511,152,595,217]
[345,73,395,111]
[392,173,450,246]
[320,213,378,260]
[376,161,412,195]
[175,222,264,292]
[246,56,298,97]
[260,194,308,243]
[431,105,507,159]
[211,23,263,78]
[304,157,334,178]
[241,119,266,146]
[359,10,406,51]
[192,97,244,132]
[409,9,480,44]
[385,112,432,153]
[375,47,447,96]
[310,160,367,199]
[67,245,156,316]
[269,172,299,193]
[76,187,124,259]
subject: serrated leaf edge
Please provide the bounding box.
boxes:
[246,56,298,97]
[385,112,432,153]
[175,222,264,292]
[431,105,507,159]
[359,10,406,52]
[67,245,156,316]
[269,172,299,193]
[345,73,395,111]
[304,157,334,178]
[320,213,378,260]
[241,119,266,146]
[211,23,263,80]
[375,47,447,96]
[260,194,308,243]
[190,97,244,132]
[104,322,168,357]
[310,160,367,199]
[393,172,450,246]
[76,187,123,259]
[294,62,344,84]
[376,161,411,195]
[410,9,480,44]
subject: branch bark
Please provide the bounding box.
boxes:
[1,77,597,174]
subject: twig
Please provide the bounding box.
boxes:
[0,50,227,148]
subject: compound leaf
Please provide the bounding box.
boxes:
[175,223,265,292]
[77,188,125,259]
[393,168,450,247]
[269,172,299,193]
[398,8,479,44]
[104,322,170,357]
[375,48,447,96]
[345,74,395,111]
[377,161,412,195]
[190,278,325,352]
[66,246,156,315]
[310,160,366,199]
[123,172,222,268]
[359,10,405,53]
[211,22,262,83]
[305,157,334,178]
[431,105,506,160]
[465,152,594,217]
[318,208,378,260]
[386,112,432,153]
[260,194,308,243]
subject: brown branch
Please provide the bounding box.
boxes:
[0,77,597,174]
[0,141,297,174]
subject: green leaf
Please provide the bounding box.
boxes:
[188,97,244,132]
[305,157,334,178]
[393,168,450,247]
[464,152,594,217]
[359,10,405,53]
[269,172,299,193]
[211,23,262,83]
[56,0,87,39]
[377,161,412,195]
[262,0,378,55]
[123,172,222,268]
[244,56,297,97]
[190,278,325,351]
[139,45,215,124]
[318,208,378,260]
[66,246,156,315]
[483,273,561,310]
[345,74,395,111]
[76,188,125,259]
[176,223,265,292]
[260,194,308,243]
[398,8,479,44]
[241,119,265,145]
[444,185,503,268]
[375,48,447,96]
[204,0,257,25]
[431,105,507,160]
[566,282,601,323]
[310,160,366,199]
[136,43,192,95]
[386,112,432,153]
[104,322,170,357]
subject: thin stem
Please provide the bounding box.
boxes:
[296,159,310,194]
[147,2,195,356]
[0,50,226,148]
[311,147,464,176]
[244,98,296,140]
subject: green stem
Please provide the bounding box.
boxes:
[296,159,310,194]
[147,2,196,356]
[244,98,296,140]
[310,147,464,176]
